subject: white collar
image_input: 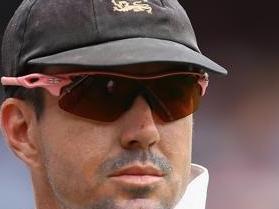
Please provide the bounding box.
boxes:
[174,164,209,209]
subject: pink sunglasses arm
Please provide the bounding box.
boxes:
[198,77,209,96]
[1,73,72,96]
[1,72,209,96]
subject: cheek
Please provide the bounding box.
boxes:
[38,113,119,204]
[158,116,192,194]
[159,116,192,162]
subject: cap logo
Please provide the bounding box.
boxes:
[112,0,152,14]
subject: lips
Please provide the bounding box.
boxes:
[108,165,165,185]
[110,165,164,177]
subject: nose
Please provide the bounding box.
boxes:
[119,96,160,150]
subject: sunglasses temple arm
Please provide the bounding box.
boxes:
[1,74,72,96]
[198,78,209,96]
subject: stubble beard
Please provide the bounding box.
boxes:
[52,193,174,209]
[44,150,179,209]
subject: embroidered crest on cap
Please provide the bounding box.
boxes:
[112,0,152,14]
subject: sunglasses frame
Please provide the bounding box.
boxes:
[1,71,209,97]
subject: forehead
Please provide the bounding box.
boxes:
[31,63,201,75]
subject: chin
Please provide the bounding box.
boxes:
[114,198,171,209]
[81,197,174,209]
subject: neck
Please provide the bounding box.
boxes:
[32,170,61,209]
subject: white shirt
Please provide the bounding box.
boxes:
[174,164,209,209]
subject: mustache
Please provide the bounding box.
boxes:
[99,150,173,176]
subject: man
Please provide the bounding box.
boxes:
[0,0,227,209]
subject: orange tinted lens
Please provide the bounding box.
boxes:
[143,75,201,122]
[59,75,139,122]
[58,74,201,122]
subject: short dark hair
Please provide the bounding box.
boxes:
[3,86,45,120]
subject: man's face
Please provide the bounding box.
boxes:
[34,64,193,209]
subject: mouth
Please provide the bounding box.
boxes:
[108,165,165,186]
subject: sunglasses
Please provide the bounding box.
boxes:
[1,71,209,122]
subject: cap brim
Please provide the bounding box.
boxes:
[28,38,227,74]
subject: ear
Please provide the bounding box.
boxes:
[0,98,41,168]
